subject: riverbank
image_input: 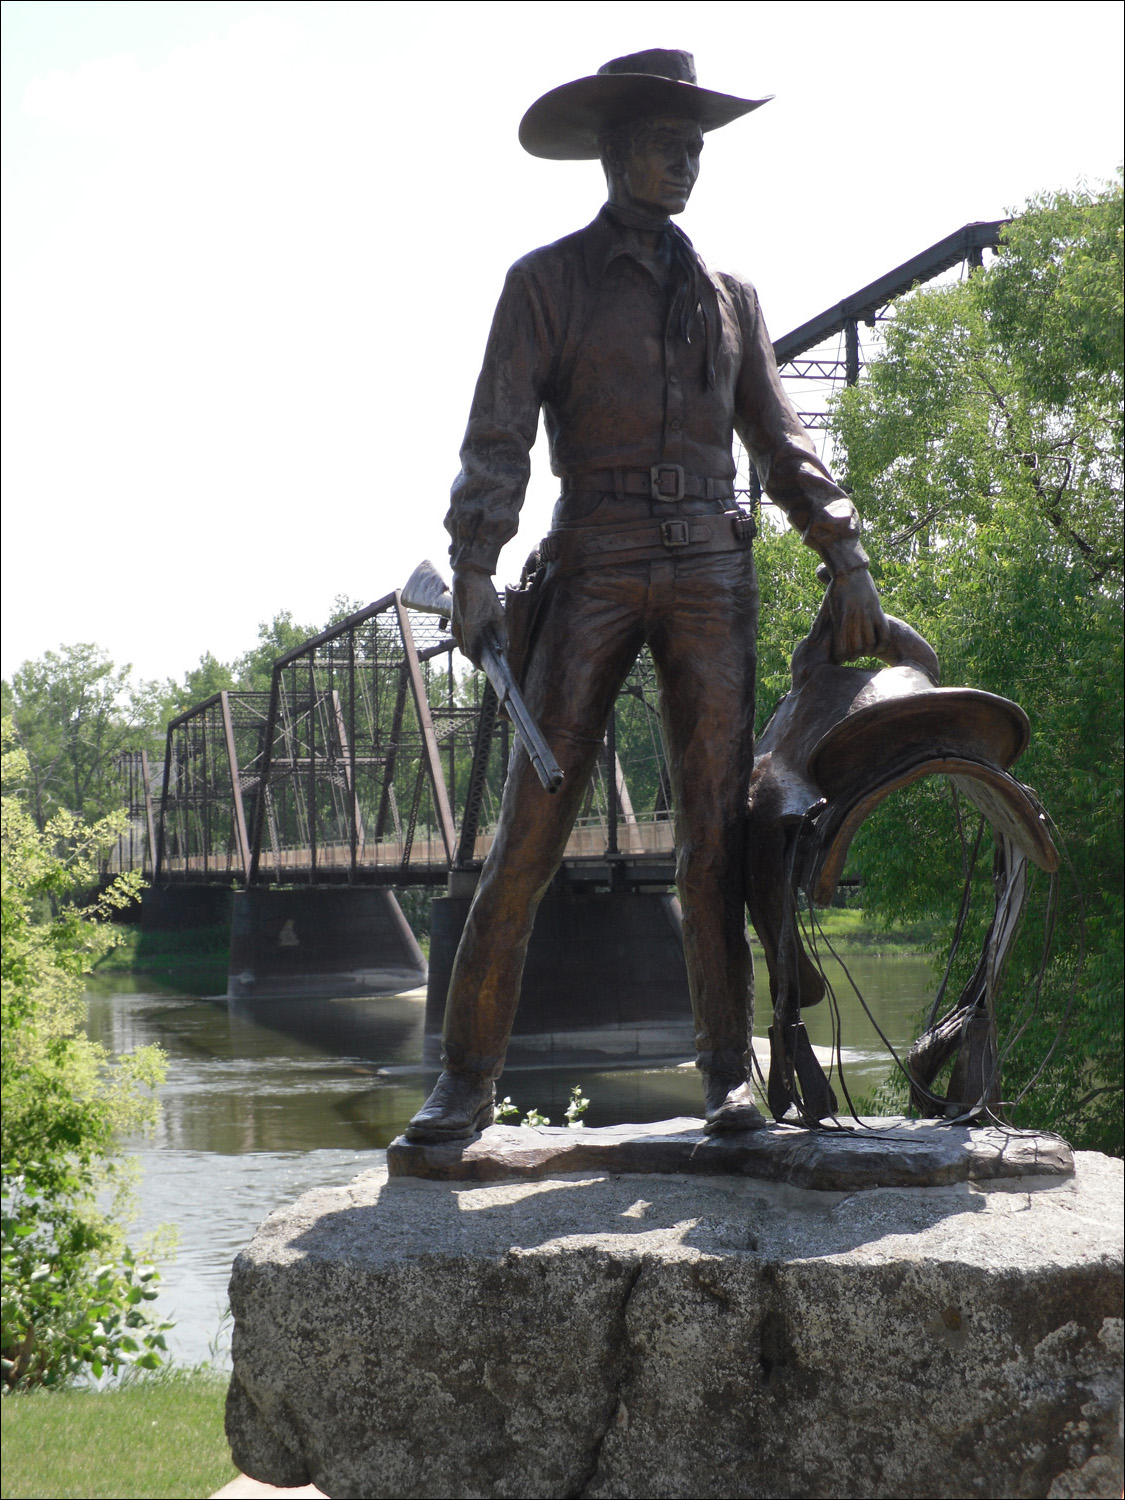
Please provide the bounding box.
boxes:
[788,907,937,955]
[95,908,937,992]
[0,1370,236,1500]
[95,924,232,995]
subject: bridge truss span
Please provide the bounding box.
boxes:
[152,589,677,890]
[143,223,1015,895]
[248,592,465,885]
[155,689,274,884]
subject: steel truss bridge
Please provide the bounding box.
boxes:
[772,220,1005,431]
[108,222,1005,894]
[145,594,675,892]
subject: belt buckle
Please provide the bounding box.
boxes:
[660,518,691,549]
[650,464,685,501]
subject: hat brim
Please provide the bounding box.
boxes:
[519,75,770,160]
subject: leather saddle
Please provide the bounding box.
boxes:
[746,593,1058,1125]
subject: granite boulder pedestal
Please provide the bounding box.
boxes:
[226,1120,1123,1499]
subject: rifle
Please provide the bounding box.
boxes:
[401,560,564,794]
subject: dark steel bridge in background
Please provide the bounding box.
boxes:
[772,220,1005,429]
[147,592,676,895]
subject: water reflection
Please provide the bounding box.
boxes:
[84,947,932,1368]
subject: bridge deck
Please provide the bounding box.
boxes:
[156,817,678,887]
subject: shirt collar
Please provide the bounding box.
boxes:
[581,203,670,283]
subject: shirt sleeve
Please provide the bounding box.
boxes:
[727,276,870,574]
[445,264,554,575]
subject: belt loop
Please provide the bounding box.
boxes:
[613,467,624,502]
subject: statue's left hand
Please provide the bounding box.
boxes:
[827,568,891,664]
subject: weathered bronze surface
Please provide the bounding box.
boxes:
[406,47,891,1144]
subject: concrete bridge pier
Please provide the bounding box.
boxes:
[424,878,695,1068]
[228,887,427,1001]
[141,884,234,930]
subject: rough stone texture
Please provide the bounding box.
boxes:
[226,1153,1124,1499]
[388,1117,1075,1190]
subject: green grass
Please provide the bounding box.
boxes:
[95,925,232,996]
[797,906,937,955]
[0,1371,237,1500]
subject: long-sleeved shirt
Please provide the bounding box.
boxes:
[446,205,866,576]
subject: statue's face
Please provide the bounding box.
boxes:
[614,117,704,215]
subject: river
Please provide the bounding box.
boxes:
[85,948,933,1369]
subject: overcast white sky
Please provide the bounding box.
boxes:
[2,0,1122,684]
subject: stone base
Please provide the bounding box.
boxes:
[388,1117,1075,1190]
[226,1152,1123,1499]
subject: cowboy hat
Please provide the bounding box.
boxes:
[519,48,770,161]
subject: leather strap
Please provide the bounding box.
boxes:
[540,511,755,571]
[559,465,735,503]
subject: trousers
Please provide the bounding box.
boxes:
[441,540,759,1078]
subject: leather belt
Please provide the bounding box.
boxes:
[560,464,735,503]
[539,511,755,571]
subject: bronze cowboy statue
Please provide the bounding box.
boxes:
[406,48,893,1143]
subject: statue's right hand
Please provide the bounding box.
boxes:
[451,569,507,669]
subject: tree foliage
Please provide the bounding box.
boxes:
[826,177,1123,1152]
[1,599,370,836]
[1,647,165,832]
[1,725,170,1389]
[162,598,364,716]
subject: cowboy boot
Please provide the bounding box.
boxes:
[405,1070,496,1143]
[702,1069,768,1135]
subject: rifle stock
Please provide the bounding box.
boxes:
[402,561,563,794]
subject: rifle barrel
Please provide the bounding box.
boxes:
[402,563,563,793]
[481,643,563,793]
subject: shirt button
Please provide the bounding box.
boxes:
[649,285,658,298]
[670,419,682,431]
[669,374,680,385]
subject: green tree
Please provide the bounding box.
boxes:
[232,611,321,693]
[828,176,1123,1152]
[1,725,171,1389]
[163,598,366,718]
[753,517,826,733]
[2,646,164,830]
[168,652,237,717]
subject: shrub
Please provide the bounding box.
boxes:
[1,722,170,1390]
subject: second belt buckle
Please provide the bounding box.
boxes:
[660,518,691,548]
